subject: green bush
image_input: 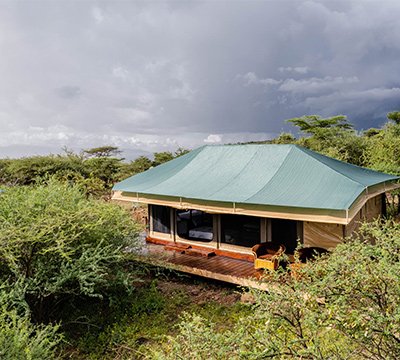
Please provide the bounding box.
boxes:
[364,122,400,175]
[131,281,165,315]
[160,219,400,360]
[0,147,190,198]
[0,180,141,322]
[0,285,61,360]
[0,308,60,360]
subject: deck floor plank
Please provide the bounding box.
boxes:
[143,243,265,287]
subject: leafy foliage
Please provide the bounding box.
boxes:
[0,147,189,198]
[270,132,296,144]
[0,153,87,186]
[387,111,400,125]
[0,180,141,322]
[363,122,400,175]
[287,114,353,134]
[0,113,399,358]
[0,283,61,360]
[160,219,400,360]
[83,146,122,158]
[124,156,153,175]
[152,148,189,167]
[285,114,368,166]
[283,111,400,173]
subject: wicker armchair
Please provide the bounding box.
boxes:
[252,243,286,270]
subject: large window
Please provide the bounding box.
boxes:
[221,214,260,248]
[151,205,171,234]
[176,209,214,242]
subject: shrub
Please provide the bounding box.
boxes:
[0,284,61,360]
[160,219,400,359]
[0,180,142,322]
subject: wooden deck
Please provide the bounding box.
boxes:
[137,243,269,289]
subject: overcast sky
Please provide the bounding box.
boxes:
[1,1,400,158]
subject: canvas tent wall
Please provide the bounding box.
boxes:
[144,193,384,254]
[303,194,384,248]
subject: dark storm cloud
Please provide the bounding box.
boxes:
[0,0,400,156]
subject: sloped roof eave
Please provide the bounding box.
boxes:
[112,190,349,224]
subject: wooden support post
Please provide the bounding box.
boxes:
[149,204,153,233]
[216,214,221,249]
[296,221,304,244]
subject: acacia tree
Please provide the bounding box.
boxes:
[286,114,366,166]
[83,146,122,158]
[387,111,400,125]
[286,114,353,135]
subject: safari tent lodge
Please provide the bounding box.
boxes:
[112,144,399,278]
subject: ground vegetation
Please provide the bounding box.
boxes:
[0,112,399,359]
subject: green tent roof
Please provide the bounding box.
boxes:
[113,144,399,211]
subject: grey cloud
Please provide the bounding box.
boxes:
[302,87,400,127]
[0,1,400,156]
[240,72,282,87]
[278,76,359,94]
[279,67,309,74]
[56,86,81,99]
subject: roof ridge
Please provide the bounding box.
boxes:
[294,145,365,188]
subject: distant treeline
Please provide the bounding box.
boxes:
[0,146,189,197]
[1,112,400,197]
